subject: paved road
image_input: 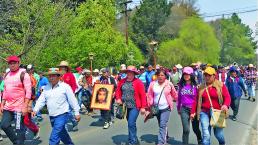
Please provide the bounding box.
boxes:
[1,92,257,145]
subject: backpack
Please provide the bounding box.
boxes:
[4,71,25,87]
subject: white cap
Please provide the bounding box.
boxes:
[5,68,10,73]
[82,69,91,74]
[27,64,33,70]
[93,69,99,73]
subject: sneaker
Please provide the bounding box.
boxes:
[33,128,40,139]
[251,98,256,102]
[73,124,79,132]
[0,135,3,141]
[232,116,237,121]
[103,122,110,129]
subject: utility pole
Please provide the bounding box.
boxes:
[120,0,132,46]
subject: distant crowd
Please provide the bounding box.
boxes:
[0,55,257,145]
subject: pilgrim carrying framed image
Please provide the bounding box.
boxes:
[90,84,114,110]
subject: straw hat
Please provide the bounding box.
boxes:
[58,61,69,67]
[175,64,183,69]
[248,64,254,68]
[125,65,139,75]
[93,69,100,73]
[46,68,62,75]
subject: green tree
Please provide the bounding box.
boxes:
[40,0,144,69]
[0,0,74,71]
[0,0,144,71]
[211,13,256,65]
[157,17,220,67]
[158,0,199,41]
[129,0,172,55]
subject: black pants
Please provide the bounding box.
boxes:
[100,99,115,122]
[230,97,240,117]
[1,110,26,144]
[180,106,202,144]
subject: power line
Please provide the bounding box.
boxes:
[202,9,258,18]
[201,5,257,16]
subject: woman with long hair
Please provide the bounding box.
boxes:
[147,69,178,145]
[177,67,202,144]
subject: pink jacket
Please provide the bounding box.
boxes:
[147,80,178,110]
[3,69,31,112]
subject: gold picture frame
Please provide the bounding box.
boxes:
[90,83,114,110]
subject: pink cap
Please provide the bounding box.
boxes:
[7,55,20,63]
[183,67,193,75]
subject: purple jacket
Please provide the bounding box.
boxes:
[177,84,197,111]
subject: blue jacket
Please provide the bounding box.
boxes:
[145,70,155,89]
[226,76,246,98]
[137,72,147,83]
[37,76,49,97]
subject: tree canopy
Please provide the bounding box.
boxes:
[0,0,144,71]
[157,17,220,67]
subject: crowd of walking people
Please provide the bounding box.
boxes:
[0,55,257,145]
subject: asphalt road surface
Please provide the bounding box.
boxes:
[0,92,257,145]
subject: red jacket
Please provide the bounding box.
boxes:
[62,72,77,93]
[215,71,227,83]
[191,84,231,114]
[115,78,147,109]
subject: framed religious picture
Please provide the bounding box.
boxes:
[90,83,114,110]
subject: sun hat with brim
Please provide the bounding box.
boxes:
[82,69,91,74]
[175,64,183,69]
[204,67,216,75]
[125,65,139,75]
[183,67,193,75]
[93,69,100,73]
[46,68,62,75]
[190,63,197,67]
[7,55,20,63]
[58,61,69,67]
[248,64,254,68]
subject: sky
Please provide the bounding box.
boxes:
[197,0,257,38]
[129,0,258,38]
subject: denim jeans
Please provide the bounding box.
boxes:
[77,89,83,108]
[200,111,225,145]
[1,110,26,144]
[247,85,255,97]
[49,113,74,145]
[156,108,171,145]
[230,98,240,117]
[126,108,140,144]
[180,106,202,144]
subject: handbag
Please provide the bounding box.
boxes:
[116,103,127,119]
[206,87,227,128]
[150,86,165,116]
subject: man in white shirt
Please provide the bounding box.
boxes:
[32,68,80,145]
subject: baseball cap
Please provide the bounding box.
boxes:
[204,67,216,75]
[7,55,20,63]
[183,67,193,75]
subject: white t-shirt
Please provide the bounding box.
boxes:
[153,81,169,110]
